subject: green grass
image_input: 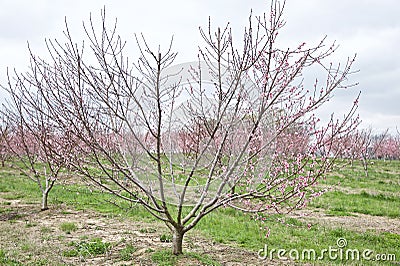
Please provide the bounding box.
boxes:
[321,160,400,193]
[310,190,400,218]
[151,249,221,266]
[0,170,40,202]
[151,249,178,266]
[0,167,155,220]
[196,209,399,264]
[308,160,400,219]
[1,193,24,200]
[185,252,221,266]
[196,208,263,249]
[193,160,400,264]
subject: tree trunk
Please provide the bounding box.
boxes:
[41,191,49,211]
[172,228,185,255]
[362,159,368,177]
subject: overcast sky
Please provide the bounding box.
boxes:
[1,0,399,133]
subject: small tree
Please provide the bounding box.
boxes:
[1,82,74,211]
[2,1,360,254]
[0,122,12,167]
[358,128,387,176]
[329,128,391,176]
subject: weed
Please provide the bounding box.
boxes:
[0,249,21,265]
[160,234,172,243]
[63,238,111,258]
[41,235,52,242]
[62,249,79,258]
[119,244,137,261]
[21,243,32,252]
[139,227,157,233]
[29,258,49,266]
[60,222,77,234]
[25,221,38,228]
[40,226,52,234]
[79,235,89,240]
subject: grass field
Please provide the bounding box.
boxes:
[0,159,399,265]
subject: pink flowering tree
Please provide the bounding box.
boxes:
[3,1,360,254]
[374,134,400,160]
[324,132,354,160]
[326,128,392,175]
[176,118,208,160]
[358,128,388,176]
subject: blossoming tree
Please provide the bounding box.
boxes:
[2,0,360,254]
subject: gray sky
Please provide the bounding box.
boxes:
[1,0,399,133]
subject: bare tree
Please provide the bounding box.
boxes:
[0,121,11,167]
[2,1,360,254]
[1,79,75,210]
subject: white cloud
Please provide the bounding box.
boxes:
[0,0,399,131]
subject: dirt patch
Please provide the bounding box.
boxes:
[0,211,24,221]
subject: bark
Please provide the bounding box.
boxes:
[41,191,49,211]
[362,158,369,177]
[172,228,185,255]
